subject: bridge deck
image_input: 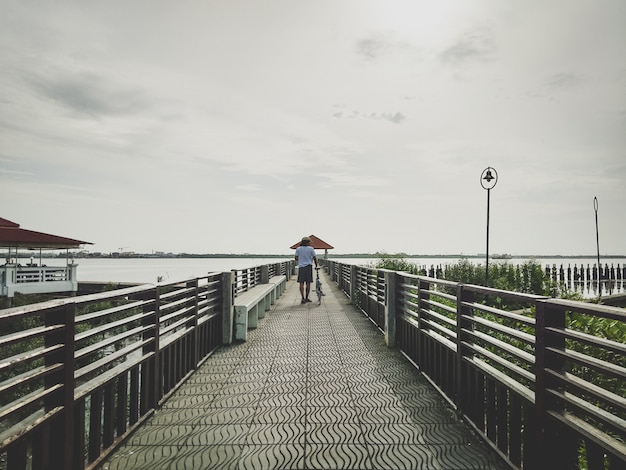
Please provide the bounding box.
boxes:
[101,269,508,470]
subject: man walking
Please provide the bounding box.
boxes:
[295,236,318,304]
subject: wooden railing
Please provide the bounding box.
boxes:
[324,259,626,470]
[0,274,226,470]
[231,262,293,295]
[0,259,292,470]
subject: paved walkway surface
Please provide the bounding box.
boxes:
[101,269,508,470]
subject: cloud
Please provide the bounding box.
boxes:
[0,164,32,179]
[234,183,262,192]
[543,72,584,91]
[355,33,420,62]
[332,109,406,124]
[356,37,388,60]
[318,172,390,192]
[377,112,406,124]
[28,72,150,118]
[439,28,496,65]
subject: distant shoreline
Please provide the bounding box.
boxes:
[57,253,626,259]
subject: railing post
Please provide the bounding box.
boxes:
[534,299,548,470]
[231,269,239,294]
[535,300,573,470]
[384,270,397,348]
[336,264,342,296]
[191,279,200,368]
[44,301,75,470]
[350,265,358,302]
[68,263,78,292]
[221,271,234,345]
[141,286,160,411]
[272,263,279,278]
[261,265,269,284]
[417,279,430,365]
[456,284,475,409]
[2,264,18,298]
[336,263,342,291]
[377,270,385,328]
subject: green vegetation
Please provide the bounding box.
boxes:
[371,255,427,276]
[374,256,549,296]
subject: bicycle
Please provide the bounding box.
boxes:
[315,267,324,304]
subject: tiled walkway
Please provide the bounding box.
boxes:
[101,270,508,470]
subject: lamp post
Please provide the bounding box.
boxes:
[480,167,498,287]
[594,196,601,298]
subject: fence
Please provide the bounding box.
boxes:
[325,259,626,470]
[0,260,292,470]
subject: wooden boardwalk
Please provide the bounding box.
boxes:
[100,269,508,470]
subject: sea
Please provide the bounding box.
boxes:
[62,256,626,297]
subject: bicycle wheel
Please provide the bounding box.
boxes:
[316,280,322,304]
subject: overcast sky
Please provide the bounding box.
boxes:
[1,1,624,256]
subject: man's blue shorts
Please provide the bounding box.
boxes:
[297,265,313,283]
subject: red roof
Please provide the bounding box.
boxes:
[290,234,334,250]
[0,217,92,249]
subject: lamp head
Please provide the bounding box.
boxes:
[480,167,498,190]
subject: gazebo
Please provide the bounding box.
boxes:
[290,234,334,259]
[0,217,92,299]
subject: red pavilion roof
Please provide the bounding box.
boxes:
[0,217,92,249]
[290,235,334,250]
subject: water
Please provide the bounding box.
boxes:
[72,257,291,284]
[24,255,625,297]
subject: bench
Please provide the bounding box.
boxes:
[268,275,287,303]
[233,283,277,341]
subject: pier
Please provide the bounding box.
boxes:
[100,268,506,470]
[0,260,624,470]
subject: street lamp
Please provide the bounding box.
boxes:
[594,196,601,298]
[480,167,498,287]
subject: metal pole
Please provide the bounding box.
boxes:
[480,167,497,288]
[486,188,490,287]
[594,197,601,298]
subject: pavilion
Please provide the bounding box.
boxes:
[290,234,334,259]
[0,217,92,299]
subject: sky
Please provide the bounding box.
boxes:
[1,1,625,256]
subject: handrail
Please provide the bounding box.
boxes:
[0,260,292,470]
[322,259,626,470]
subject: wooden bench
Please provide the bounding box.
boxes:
[233,283,277,341]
